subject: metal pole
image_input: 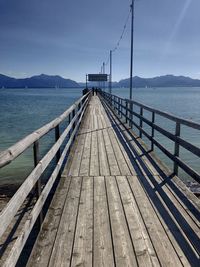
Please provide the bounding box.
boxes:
[101,66,103,89]
[86,74,88,89]
[109,50,112,94]
[130,0,135,100]
[103,62,105,91]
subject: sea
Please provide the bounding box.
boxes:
[0,87,200,185]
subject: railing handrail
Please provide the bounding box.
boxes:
[0,91,90,266]
[125,98,200,130]
[100,91,200,130]
[0,91,90,168]
[99,90,200,184]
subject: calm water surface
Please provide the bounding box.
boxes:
[0,87,200,184]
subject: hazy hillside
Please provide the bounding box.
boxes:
[118,75,200,88]
[0,74,79,88]
[1,74,200,88]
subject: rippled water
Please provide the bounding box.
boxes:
[0,88,83,184]
[0,87,200,184]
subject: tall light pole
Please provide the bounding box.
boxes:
[109,50,112,94]
[103,62,105,91]
[101,66,103,89]
[130,0,135,100]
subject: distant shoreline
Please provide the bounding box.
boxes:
[1,73,200,88]
[1,86,200,90]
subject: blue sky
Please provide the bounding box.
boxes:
[0,0,199,82]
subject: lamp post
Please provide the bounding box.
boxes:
[109,50,112,94]
[103,62,105,91]
[130,0,135,100]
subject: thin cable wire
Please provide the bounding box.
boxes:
[104,8,131,67]
[112,8,131,53]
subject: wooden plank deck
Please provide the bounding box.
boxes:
[27,95,200,267]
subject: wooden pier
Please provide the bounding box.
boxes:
[0,92,200,266]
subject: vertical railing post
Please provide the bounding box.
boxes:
[68,113,71,138]
[151,111,155,151]
[72,108,76,141]
[78,102,81,121]
[120,99,122,117]
[55,125,61,179]
[33,140,43,228]
[125,100,128,123]
[129,101,133,128]
[139,107,143,138]
[174,122,181,175]
[118,97,120,115]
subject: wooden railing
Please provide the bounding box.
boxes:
[99,90,200,185]
[0,91,90,267]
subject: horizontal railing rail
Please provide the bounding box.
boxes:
[0,92,90,168]
[0,91,91,267]
[99,90,200,184]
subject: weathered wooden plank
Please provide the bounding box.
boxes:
[90,130,100,176]
[116,176,160,267]
[127,175,183,266]
[146,174,200,265]
[93,103,100,130]
[98,98,122,177]
[100,101,137,177]
[68,132,87,176]
[93,176,115,267]
[97,129,110,176]
[147,180,192,266]
[48,177,82,267]
[67,101,91,176]
[110,126,138,175]
[102,129,121,176]
[71,177,93,267]
[27,176,72,267]
[108,128,131,176]
[100,102,112,128]
[105,176,138,266]
[79,131,92,176]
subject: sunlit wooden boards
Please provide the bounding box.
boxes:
[28,176,197,267]
[27,95,199,267]
[67,96,136,177]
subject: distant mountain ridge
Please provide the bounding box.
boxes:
[118,75,200,88]
[0,74,79,88]
[1,74,200,88]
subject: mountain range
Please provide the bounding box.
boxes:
[1,74,200,88]
[118,75,200,88]
[0,74,79,88]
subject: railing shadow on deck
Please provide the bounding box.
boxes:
[100,93,200,266]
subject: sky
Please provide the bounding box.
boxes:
[0,0,199,82]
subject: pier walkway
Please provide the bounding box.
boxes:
[0,93,199,267]
[27,96,199,267]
